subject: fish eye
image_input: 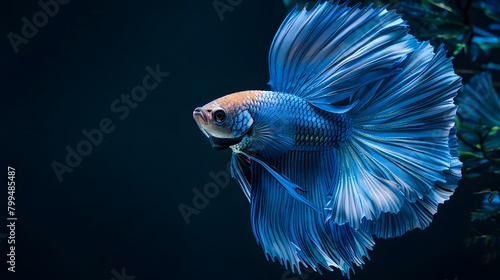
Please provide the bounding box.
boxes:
[212,109,226,123]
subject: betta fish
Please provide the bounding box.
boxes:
[193,0,462,277]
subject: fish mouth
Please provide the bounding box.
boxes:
[193,107,208,123]
[193,107,210,138]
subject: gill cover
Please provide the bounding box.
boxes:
[209,106,254,151]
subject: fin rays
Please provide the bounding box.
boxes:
[227,0,462,277]
[244,149,374,277]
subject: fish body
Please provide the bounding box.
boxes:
[195,90,351,153]
[193,1,462,277]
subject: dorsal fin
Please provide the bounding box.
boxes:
[268,1,413,112]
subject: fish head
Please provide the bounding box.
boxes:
[193,91,255,151]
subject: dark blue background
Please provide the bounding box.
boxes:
[1,0,498,279]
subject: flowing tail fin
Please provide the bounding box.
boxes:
[326,43,462,235]
[231,0,464,277]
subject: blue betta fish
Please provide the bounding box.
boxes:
[193,0,462,277]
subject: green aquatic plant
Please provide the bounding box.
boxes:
[456,72,500,177]
[399,0,471,55]
[456,114,500,177]
[393,0,500,71]
[456,72,500,262]
[467,192,500,262]
[475,0,500,22]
